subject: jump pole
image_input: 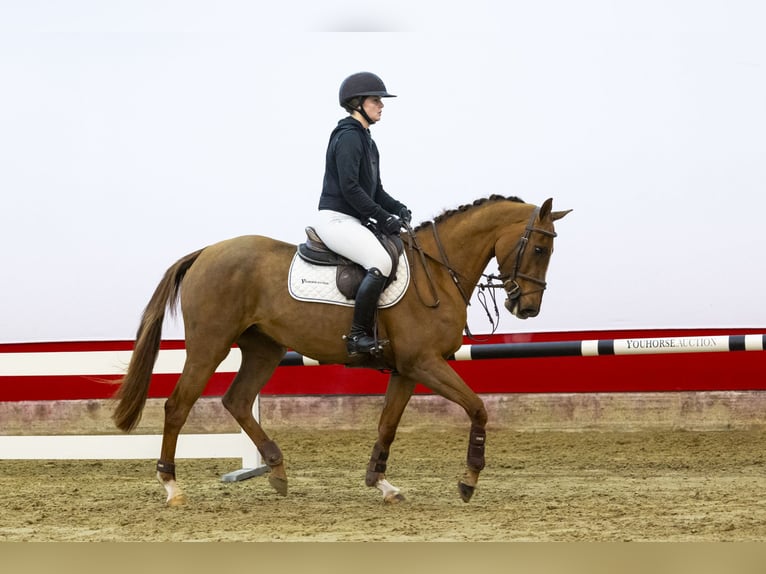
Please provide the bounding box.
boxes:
[277,333,766,365]
[451,333,766,360]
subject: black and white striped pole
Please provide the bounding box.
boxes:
[451,333,766,360]
[277,334,766,366]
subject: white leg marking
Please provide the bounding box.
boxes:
[157,472,185,504]
[375,478,401,501]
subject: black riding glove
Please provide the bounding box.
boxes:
[398,206,412,225]
[381,214,402,236]
[371,207,403,236]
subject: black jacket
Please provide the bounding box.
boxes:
[318,117,404,221]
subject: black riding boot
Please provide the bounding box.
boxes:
[346,267,388,355]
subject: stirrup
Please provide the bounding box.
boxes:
[344,333,385,356]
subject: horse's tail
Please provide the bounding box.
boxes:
[112,249,204,432]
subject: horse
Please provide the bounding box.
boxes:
[112,195,570,505]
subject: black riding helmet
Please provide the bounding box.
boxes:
[338,72,396,124]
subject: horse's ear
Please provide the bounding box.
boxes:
[538,198,554,220]
[551,209,572,222]
[538,198,572,222]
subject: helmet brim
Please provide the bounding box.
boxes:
[354,91,397,98]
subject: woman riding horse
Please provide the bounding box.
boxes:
[112,194,570,505]
[314,72,412,356]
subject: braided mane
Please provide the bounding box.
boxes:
[413,194,525,232]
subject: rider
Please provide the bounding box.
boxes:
[315,71,412,356]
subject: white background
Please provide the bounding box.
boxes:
[1,1,764,343]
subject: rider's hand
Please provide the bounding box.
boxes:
[381,215,402,235]
[398,206,412,225]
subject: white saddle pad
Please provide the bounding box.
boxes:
[288,251,410,308]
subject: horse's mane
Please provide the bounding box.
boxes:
[412,194,525,232]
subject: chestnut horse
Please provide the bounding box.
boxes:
[113,195,570,505]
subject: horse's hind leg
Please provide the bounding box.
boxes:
[157,349,230,506]
[367,373,417,503]
[222,328,288,496]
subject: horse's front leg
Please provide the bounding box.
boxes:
[408,356,488,503]
[458,423,486,502]
[367,372,416,503]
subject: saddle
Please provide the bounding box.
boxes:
[298,227,403,300]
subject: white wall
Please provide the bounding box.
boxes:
[1,1,764,343]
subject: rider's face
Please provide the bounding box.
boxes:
[362,96,384,123]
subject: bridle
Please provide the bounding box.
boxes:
[487,206,557,308]
[402,206,556,337]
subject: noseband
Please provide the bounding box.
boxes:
[489,206,557,305]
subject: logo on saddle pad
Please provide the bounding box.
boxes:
[288,252,410,308]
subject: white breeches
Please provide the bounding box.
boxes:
[314,210,393,277]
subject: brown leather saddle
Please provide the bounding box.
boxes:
[298,227,403,300]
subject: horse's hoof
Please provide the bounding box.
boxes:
[166,493,187,507]
[384,492,406,505]
[269,475,288,496]
[458,481,475,503]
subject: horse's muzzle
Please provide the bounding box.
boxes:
[505,297,540,319]
[503,279,542,319]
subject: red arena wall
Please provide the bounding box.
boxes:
[0,328,764,402]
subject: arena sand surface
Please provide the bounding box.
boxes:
[2,427,765,542]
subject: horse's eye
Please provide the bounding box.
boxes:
[534,246,549,255]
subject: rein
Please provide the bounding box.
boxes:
[403,206,556,338]
[430,221,473,306]
[403,222,441,308]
